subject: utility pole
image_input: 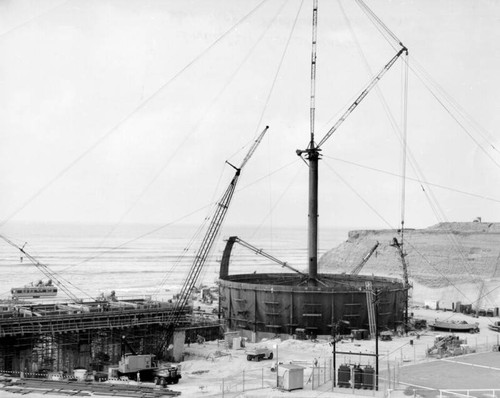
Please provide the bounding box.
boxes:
[374,288,380,391]
[331,324,337,390]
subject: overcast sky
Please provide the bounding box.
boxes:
[1,0,499,231]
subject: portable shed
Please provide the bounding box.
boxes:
[277,364,304,391]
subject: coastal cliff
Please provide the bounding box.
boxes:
[319,222,500,309]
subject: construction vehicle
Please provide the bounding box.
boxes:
[116,336,181,385]
[245,347,274,361]
[426,334,467,357]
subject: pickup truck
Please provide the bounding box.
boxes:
[245,347,274,361]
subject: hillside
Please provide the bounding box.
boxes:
[318,222,500,309]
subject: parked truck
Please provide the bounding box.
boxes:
[245,347,274,361]
[153,364,182,386]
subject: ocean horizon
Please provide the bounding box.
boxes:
[0,222,351,303]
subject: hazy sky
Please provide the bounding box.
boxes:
[1,0,499,231]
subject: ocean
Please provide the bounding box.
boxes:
[0,222,350,303]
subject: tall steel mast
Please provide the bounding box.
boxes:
[297,0,407,285]
[298,0,320,285]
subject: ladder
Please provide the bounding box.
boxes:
[365,281,376,338]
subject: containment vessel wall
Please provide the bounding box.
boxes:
[218,273,406,336]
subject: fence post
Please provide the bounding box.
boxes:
[242,370,245,392]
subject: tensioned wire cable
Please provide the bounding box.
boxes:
[54,159,298,278]
[351,0,500,167]
[196,0,309,286]
[1,0,278,299]
[323,155,493,294]
[0,0,272,228]
[323,156,500,205]
[84,0,292,267]
[0,1,70,39]
[321,159,479,309]
[2,0,302,299]
[337,0,496,306]
[323,157,497,324]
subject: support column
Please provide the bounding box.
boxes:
[307,148,319,282]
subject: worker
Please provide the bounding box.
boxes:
[186,336,191,347]
[136,371,140,383]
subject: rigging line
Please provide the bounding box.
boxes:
[403,60,500,170]
[60,202,215,271]
[0,0,270,228]
[249,160,305,241]
[267,123,274,251]
[416,181,486,290]
[214,0,297,166]
[155,211,213,289]
[404,240,479,308]
[155,159,291,294]
[194,163,306,282]
[338,0,409,228]
[234,159,300,194]
[317,46,406,148]
[353,0,402,49]
[64,159,298,274]
[165,161,304,286]
[323,155,500,204]
[337,0,403,142]
[386,222,481,311]
[338,0,434,240]
[322,160,394,229]
[233,0,305,246]
[349,0,397,52]
[253,0,306,137]
[410,58,499,154]
[0,0,70,40]
[84,0,287,259]
[0,234,95,301]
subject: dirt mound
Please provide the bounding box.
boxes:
[319,222,500,308]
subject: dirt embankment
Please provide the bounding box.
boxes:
[319,222,500,308]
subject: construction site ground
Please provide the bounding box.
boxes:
[1,307,500,397]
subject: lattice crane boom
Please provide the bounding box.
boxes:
[156,126,269,355]
[317,46,407,148]
[350,241,379,275]
[231,236,306,276]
